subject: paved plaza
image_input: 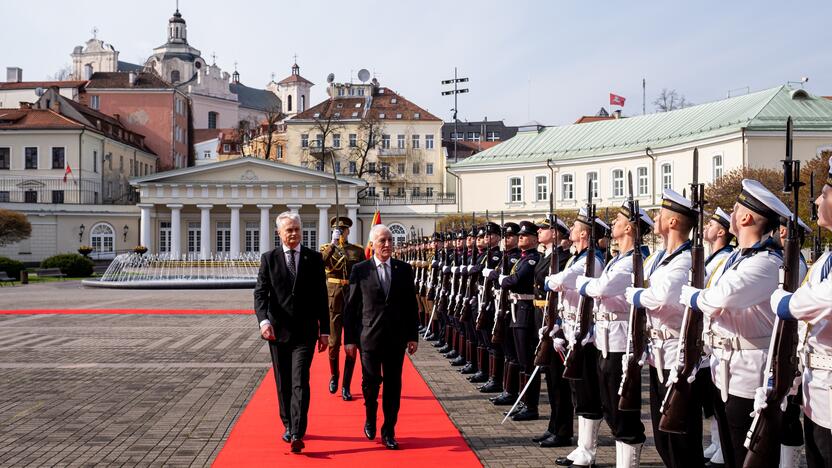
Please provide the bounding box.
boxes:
[0,282,802,467]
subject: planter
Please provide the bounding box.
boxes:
[133,246,148,255]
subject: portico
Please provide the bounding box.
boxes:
[131,157,366,258]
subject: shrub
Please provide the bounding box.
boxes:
[40,253,94,277]
[0,256,25,280]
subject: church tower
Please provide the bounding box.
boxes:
[276,62,313,118]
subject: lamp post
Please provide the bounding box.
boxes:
[123,225,129,243]
[78,224,85,243]
[441,67,469,163]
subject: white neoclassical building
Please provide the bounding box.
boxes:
[130,157,366,259]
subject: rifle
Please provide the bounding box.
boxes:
[563,183,597,380]
[492,211,509,345]
[460,212,478,323]
[455,218,471,318]
[476,210,495,331]
[810,172,823,263]
[424,233,450,339]
[534,162,560,367]
[743,117,802,466]
[448,222,460,317]
[659,147,706,433]
[619,170,649,411]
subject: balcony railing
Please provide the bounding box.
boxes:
[377,148,408,157]
[359,192,456,206]
[0,176,139,205]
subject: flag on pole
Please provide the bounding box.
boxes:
[609,93,626,107]
[365,209,381,259]
[63,164,77,185]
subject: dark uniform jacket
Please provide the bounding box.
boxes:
[501,248,542,329]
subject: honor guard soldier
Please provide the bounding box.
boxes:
[701,206,736,467]
[576,203,652,466]
[474,222,505,390]
[320,216,366,401]
[678,180,789,468]
[447,228,468,366]
[425,232,445,343]
[625,189,702,468]
[437,232,455,354]
[546,208,607,468]
[532,217,575,447]
[464,224,490,383]
[770,159,832,468]
[459,225,481,375]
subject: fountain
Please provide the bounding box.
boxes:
[81,252,261,289]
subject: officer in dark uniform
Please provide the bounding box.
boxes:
[320,216,366,401]
[425,232,444,343]
[459,224,482,376]
[472,222,504,389]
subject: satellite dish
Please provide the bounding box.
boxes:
[357,69,370,83]
[35,87,45,97]
[326,73,335,84]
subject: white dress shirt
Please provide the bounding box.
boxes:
[545,249,604,345]
[576,250,636,355]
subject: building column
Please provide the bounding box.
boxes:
[167,204,183,259]
[346,204,360,244]
[138,203,153,252]
[197,204,213,260]
[257,204,273,253]
[316,204,331,248]
[286,203,302,215]
[228,204,243,258]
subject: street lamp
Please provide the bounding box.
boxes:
[123,225,129,242]
[78,224,85,243]
[441,67,469,163]
[410,225,416,241]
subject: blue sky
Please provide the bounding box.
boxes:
[2,0,831,126]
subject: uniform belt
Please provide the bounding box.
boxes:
[509,293,535,303]
[594,311,621,322]
[533,299,548,308]
[327,278,349,285]
[705,332,770,351]
[564,312,577,322]
[808,353,832,371]
[648,328,679,341]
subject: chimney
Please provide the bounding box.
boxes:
[613,109,622,119]
[6,67,22,83]
[128,71,137,86]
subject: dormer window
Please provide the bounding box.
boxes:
[336,103,343,108]
[396,113,402,119]
[313,112,320,118]
[354,103,361,108]
[379,113,385,119]
[414,113,420,119]
[351,112,358,117]
[391,98,397,104]
[334,112,340,118]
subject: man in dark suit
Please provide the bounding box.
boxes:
[254,211,329,454]
[344,224,420,450]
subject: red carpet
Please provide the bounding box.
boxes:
[0,309,251,315]
[213,351,482,467]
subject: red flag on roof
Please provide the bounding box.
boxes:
[365,210,381,259]
[609,93,626,107]
[63,164,73,183]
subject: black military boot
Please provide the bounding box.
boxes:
[512,371,540,421]
[328,355,339,394]
[479,354,503,393]
[491,362,518,405]
[468,347,488,382]
[341,355,355,401]
[460,340,477,374]
[450,335,466,365]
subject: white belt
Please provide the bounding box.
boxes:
[594,311,621,322]
[705,333,770,352]
[648,328,679,341]
[509,293,535,303]
[564,312,577,322]
[808,353,832,371]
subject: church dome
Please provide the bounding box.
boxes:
[169,9,186,24]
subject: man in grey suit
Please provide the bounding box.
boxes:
[344,224,420,450]
[254,211,329,454]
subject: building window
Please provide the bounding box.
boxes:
[382,135,390,149]
[367,186,376,197]
[223,144,231,153]
[119,155,123,170]
[389,224,407,246]
[315,134,324,148]
[276,145,283,159]
[412,135,420,149]
[426,187,434,197]
[637,167,649,196]
[216,222,231,253]
[93,150,98,173]
[509,176,523,202]
[466,132,481,141]
[337,87,345,97]
[208,112,218,129]
[413,162,420,175]
[287,95,293,112]
[349,134,357,148]
[368,162,376,173]
[0,191,9,202]
[451,132,463,141]
[316,161,324,171]
[349,161,357,174]
[380,163,390,179]
[414,113,421,119]
[382,187,390,197]
[90,223,115,256]
[51,190,64,204]
[334,161,341,173]
[170,70,180,83]
[159,222,171,253]
[379,113,386,119]
[89,95,100,110]
[394,187,404,197]
[612,169,624,198]
[25,147,37,169]
[561,174,574,200]
[412,186,421,197]
[487,131,500,142]
[300,95,306,112]
[713,155,723,181]
[535,175,548,201]
[188,222,201,253]
[333,134,341,148]
[425,135,434,149]
[397,134,405,149]
[587,171,599,199]
[301,134,309,148]
[397,163,405,174]
[0,148,9,169]
[24,190,37,203]
[301,221,317,250]
[661,163,673,190]
[245,222,260,253]
[426,163,434,175]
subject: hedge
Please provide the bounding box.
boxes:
[0,256,24,280]
[40,253,94,277]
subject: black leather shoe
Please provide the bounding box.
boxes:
[382,435,399,450]
[478,380,502,393]
[342,387,352,401]
[531,431,553,443]
[512,408,538,421]
[432,340,447,348]
[364,421,376,440]
[282,429,291,443]
[329,375,338,394]
[468,371,488,383]
[459,363,476,374]
[491,393,516,405]
[290,436,304,453]
[444,350,459,359]
[437,343,451,352]
[555,456,574,466]
[502,403,524,416]
[540,435,572,448]
[704,462,725,468]
[450,355,466,366]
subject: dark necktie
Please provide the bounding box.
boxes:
[821,254,832,281]
[287,249,297,281]
[380,262,390,295]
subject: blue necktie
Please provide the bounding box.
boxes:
[821,254,832,281]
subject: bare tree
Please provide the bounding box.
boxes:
[348,115,384,178]
[304,103,345,172]
[48,64,73,81]
[653,88,694,112]
[240,104,285,160]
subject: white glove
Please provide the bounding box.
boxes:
[679,285,701,308]
[553,337,567,354]
[580,326,595,346]
[331,229,341,243]
[666,366,680,388]
[624,287,642,305]
[482,268,494,279]
[545,274,563,292]
[498,274,508,286]
[549,323,561,339]
[538,326,547,340]
[452,266,460,274]
[788,374,802,397]
[750,385,789,417]
[460,265,468,273]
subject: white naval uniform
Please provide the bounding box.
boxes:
[546,249,604,345]
[694,243,783,400]
[632,243,692,371]
[701,246,735,369]
[773,251,832,430]
[576,248,643,356]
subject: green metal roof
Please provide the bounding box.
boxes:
[454,86,832,168]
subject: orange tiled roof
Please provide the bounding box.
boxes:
[0,80,87,90]
[292,87,440,122]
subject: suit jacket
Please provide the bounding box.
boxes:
[254,245,330,344]
[344,257,420,352]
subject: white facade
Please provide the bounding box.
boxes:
[71,38,119,80]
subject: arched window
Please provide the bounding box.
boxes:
[170,70,180,83]
[388,223,407,247]
[287,95,293,112]
[90,222,115,260]
[712,155,723,181]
